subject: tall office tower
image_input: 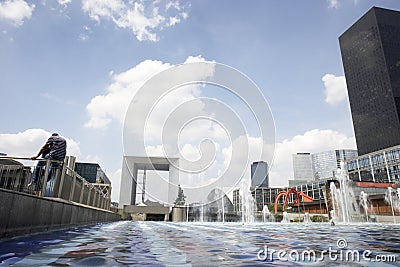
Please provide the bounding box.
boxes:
[339,7,400,155]
[292,153,313,181]
[74,162,111,184]
[251,161,269,188]
[312,149,358,180]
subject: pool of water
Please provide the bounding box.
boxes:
[1,221,400,266]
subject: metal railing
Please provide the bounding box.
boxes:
[0,156,111,210]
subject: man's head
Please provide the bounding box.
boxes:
[52,133,59,136]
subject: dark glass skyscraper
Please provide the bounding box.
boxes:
[250,161,269,188]
[339,7,400,155]
[74,162,110,184]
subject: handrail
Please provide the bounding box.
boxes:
[0,156,111,210]
[0,156,63,163]
[65,166,110,198]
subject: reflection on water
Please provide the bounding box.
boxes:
[1,221,400,266]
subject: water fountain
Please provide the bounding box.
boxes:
[221,191,225,223]
[384,187,400,223]
[262,205,274,223]
[186,205,189,222]
[214,188,225,223]
[303,212,311,224]
[329,210,336,225]
[359,191,369,221]
[359,191,375,222]
[329,162,360,224]
[239,180,256,223]
[281,211,289,223]
[200,201,205,223]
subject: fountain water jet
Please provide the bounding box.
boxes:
[359,191,375,222]
[281,211,289,223]
[221,188,225,223]
[186,204,189,222]
[200,201,205,223]
[303,212,311,224]
[262,205,274,223]
[239,180,256,223]
[329,162,360,224]
[329,210,336,225]
[385,187,399,223]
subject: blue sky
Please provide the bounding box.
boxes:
[1,0,400,203]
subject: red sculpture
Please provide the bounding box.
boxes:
[274,188,314,213]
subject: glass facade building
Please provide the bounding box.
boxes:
[250,161,269,188]
[346,145,400,183]
[292,153,313,181]
[74,162,110,184]
[339,7,400,155]
[233,181,327,212]
[312,149,358,180]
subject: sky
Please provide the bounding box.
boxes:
[1,0,400,204]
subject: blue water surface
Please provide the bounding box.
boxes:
[1,221,400,266]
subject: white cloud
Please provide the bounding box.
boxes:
[269,129,356,187]
[81,0,188,41]
[0,129,81,159]
[81,0,124,22]
[327,0,359,9]
[84,154,101,163]
[85,59,172,129]
[168,16,180,26]
[166,1,181,11]
[79,25,92,41]
[85,55,208,129]
[58,0,71,5]
[323,74,347,105]
[184,55,207,64]
[0,0,35,27]
[327,0,339,9]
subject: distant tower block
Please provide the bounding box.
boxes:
[251,161,269,188]
[119,156,179,206]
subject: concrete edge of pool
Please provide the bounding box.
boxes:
[0,188,121,238]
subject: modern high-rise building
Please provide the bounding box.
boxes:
[74,162,111,184]
[292,153,313,181]
[251,161,269,188]
[339,7,400,155]
[312,149,358,180]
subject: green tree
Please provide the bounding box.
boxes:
[174,184,186,206]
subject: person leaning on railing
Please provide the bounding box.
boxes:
[29,133,67,196]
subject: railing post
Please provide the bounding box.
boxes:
[92,190,97,207]
[87,186,91,205]
[40,159,51,197]
[58,157,68,198]
[100,194,103,209]
[79,179,84,203]
[67,156,76,176]
[14,166,22,192]
[69,172,76,201]
[97,190,101,208]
